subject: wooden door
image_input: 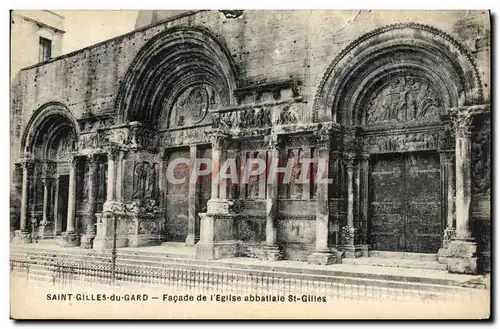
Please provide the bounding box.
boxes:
[369,152,442,253]
[165,149,190,242]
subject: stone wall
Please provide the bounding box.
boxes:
[11,10,490,161]
[11,10,491,270]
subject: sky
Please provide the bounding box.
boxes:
[54,10,139,54]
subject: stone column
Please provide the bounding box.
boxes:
[196,131,239,260]
[186,144,199,246]
[15,160,34,243]
[38,177,51,239]
[211,139,221,200]
[81,155,98,248]
[307,126,340,265]
[441,150,455,246]
[52,177,60,238]
[206,132,232,213]
[59,156,80,247]
[359,153,370,252]
[343,152,357,257]
[446,105,488,274]
[115,150,125,202]
[262,134,282,261]
[106,149,117,203]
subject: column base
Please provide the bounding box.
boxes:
[38,222,53,240]
[80,233,96,249]
[340,244,369,258]
[196,241,239,260]
[12,230,32,244]
[260,245,282,261]
[307,249,342,265]
[185,234,199,246]
[57,232,80,247]
[446,239,479,275]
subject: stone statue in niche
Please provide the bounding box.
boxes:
[145,163,158,200]
[289,148,303,199]
[472,118,491,195]
[132,162,145,199]
[366,76,442,124]
[247,152,261,198]
[133,161,159,202]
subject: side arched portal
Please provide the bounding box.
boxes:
[313,24,484,256]
[14,103,80,243]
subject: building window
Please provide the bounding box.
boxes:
[39,37,52,62]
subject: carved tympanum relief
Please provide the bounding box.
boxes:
[366,76,442,124]
[170,85,220,128]
[56,134,76,160]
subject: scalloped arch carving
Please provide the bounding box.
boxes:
[313,23,483,125]
[20,102,79,159]
[116,26,239,129]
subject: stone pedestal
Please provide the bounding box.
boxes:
[12,230,32,244]
[92,212,128,252]
[37,222,53,240]
[57,232,80,247]
[195,205,239,260]
[446,239,478,275]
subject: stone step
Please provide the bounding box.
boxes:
[11,257,463,293]
[11,252,468,292]
[368,251,438,261]
[342,257,447,271]
[10,244,196,259]
[11,245,482,290]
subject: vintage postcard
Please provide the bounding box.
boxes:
[9,9,491,319]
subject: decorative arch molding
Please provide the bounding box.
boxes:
[20,102,80,159]
[313,23,484,125]
[116,26,239,129]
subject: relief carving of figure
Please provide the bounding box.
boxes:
[277,104,299,125]
[367,76,442,124]
[247,152,261,198]
[289,148,303,199]
[132,161,145,199]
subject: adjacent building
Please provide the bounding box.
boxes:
[10,10,491,275]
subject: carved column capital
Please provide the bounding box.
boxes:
[68,156,79,170]
[266,134,283,151]
[450,104,490,138]
[42,161,57,178]
[22,160,35,175]
[313,125,332,150]
[207,131,230,151]
[344,152,357,170]
[359,153,370,161]
[86,153,99,169]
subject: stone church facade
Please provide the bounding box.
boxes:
[10,10,491,275]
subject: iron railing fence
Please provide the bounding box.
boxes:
[10,258,482,304]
